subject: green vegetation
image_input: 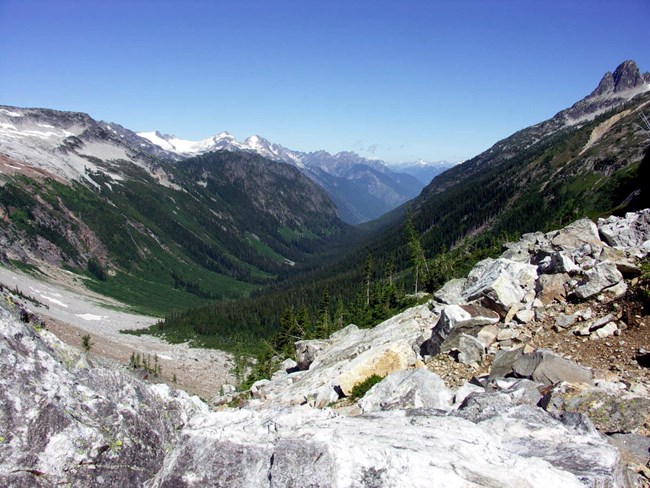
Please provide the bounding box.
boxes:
[349,374,384,399]
[81,334,92,353]
[0,151,352,316]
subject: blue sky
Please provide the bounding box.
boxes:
[1,0,649,163]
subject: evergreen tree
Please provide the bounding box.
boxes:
[333,295,346,331]
[405,210,429,294]
[296,306,313,339]
[363,253,373,307]
[315,288,331,338]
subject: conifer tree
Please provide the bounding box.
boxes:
[363,254,373,307]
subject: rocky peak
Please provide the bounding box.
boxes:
[592,60,647,97]
[558,60,650,125]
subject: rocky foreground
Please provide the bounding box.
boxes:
[2,211,650,487]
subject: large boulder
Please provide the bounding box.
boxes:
[572,261,625,300]
[432,278,467,305]
[536,273,570,304]
[424,303,500,356]
[248,305,438,408]
[547,218,603,252]
[337,340,416,396]
[358,369,453,413]
[462,258,538,315]
[488,348,593,387]
[540,382,650,434]
[511,349,594,386]
[598,209,650,253]
[295,339,330,371]
[147,406,625,487]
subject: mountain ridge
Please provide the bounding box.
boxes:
[137,130,427,223]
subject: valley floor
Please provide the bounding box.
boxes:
[0,265,236,399]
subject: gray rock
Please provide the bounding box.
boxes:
[294,339,330,371]
[496,328,517,342]
[515,309,535,324]
[555,313,577,328]
[591,321,618,339]
[488,378,543,406]
[488,347,525,381]
[541,382,650,434]
[548,218,603,252]
[607,433,650,463]
[250,305,437,409]
[598,209,650,251]
[512,349,593,386]
[424,303,499,356]
[221,383,237,395]
[462,258,538,316]
[455,391,517,422]
[536,251,579,275]
[476,324,499,347]
[148,406,623,487]
[573,261,624,300]
[536,273,570,304]
[433,278,467,305]
[453,382,485,407]
[0,306,206,488]
[456,333,486,365]
[250,379,271,399]
[358,368,453,413]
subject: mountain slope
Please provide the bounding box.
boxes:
[0,106,351,314]
[155,60,650,346]
[138,131,425,223]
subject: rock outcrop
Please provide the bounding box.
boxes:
[2,209,650,486]
[0,305,207,487]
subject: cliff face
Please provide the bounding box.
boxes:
[2,210,650,487]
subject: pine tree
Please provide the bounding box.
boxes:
[333,295,346,331]
[405,210,428,294]
[296,306,313,339]
[315,288,331,339]
[363,253,373,307]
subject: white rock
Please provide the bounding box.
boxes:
[462,258,538,314]
[147,406,622,487]
[249,305,437,409]
[358,369,453,413]
[514,309,535,324]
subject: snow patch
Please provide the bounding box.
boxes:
[0,108,23,117]
[75,313,106,321]
[41,295,68,308]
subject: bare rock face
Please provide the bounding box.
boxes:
[248,305,437,408]
[0,306,206,488]
[146,406,624,488]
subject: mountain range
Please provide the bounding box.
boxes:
[155,59,650,348]
[0,106,355,313]
[137,130,437,223]
[0,59,648,321]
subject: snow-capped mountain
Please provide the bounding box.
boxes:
[138,131,425,223]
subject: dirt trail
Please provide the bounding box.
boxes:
[0,265,237,399]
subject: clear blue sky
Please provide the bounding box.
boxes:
[1,0,649,163]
